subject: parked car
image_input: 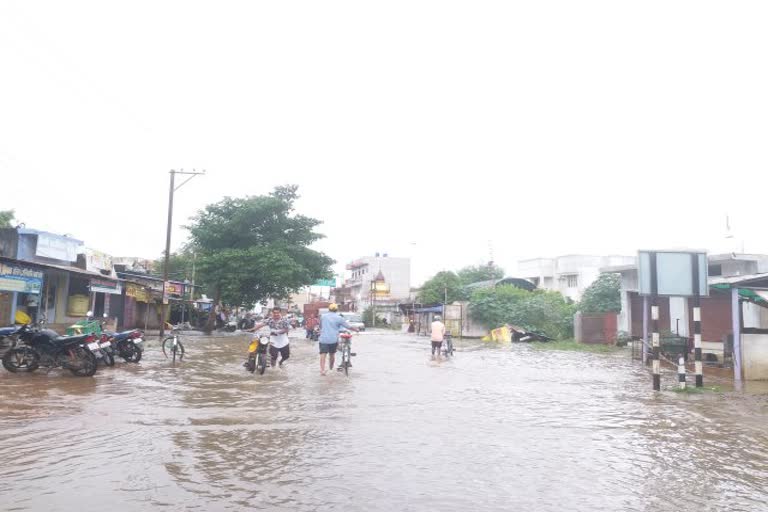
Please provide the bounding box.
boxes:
[341,313,365,331]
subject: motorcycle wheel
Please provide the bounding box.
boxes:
[2,347,40,373]
[67,347,98,377]
[121,342,142,363]
[102,350,115,367]
[257,352,267,375]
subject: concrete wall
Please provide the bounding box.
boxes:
[669,297,689,336]
[618,290,631,333]
[721,260,758,276]
[742,333,768,380]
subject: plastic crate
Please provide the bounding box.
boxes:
[66,320,103,336]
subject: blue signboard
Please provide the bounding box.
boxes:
[0,262,43,294]
[313,279,336,287]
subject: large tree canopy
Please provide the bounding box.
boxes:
[579,273,621,314]
[469,285,576,339]
[457,263,504,285]
[418,271,467,304]
[186,185,333,330]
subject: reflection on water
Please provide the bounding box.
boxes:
[1,332,767,511]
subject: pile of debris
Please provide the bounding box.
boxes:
[483,324,553,343]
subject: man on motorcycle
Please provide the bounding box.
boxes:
[245,307,292,367]
[318,303,359,376]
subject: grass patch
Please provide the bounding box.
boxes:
[529,340,624,354]
[672,385,723,394]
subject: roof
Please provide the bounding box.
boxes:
[16,228,84,245]
[600,264,637,273]
[708,253,768,263]
[709,273,768,287]
[116,272,188,286]
[601,253,768,274]
[413,305,444,313]
[0,256,117,281]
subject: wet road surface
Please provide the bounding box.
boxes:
[1,331,768,511]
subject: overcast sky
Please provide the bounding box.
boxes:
[1,1,766,285]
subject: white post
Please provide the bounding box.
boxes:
[732,287,742,383]
[678,356,687,389]
[642,296,649,365]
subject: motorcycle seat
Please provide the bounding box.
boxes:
[52,334,91,346]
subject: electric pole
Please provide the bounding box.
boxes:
[160,169,205,338]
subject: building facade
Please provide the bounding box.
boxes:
[518,255,636,302]
[341,254,411,311]
[604,253,768,366]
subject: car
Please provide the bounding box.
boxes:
[340,313,365,331]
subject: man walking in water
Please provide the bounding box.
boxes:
[431,315,446,360]
[318,303,358,376]
[246,307,292,368]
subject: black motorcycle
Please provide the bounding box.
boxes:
[2,324,98,377]
[102,329,144,363]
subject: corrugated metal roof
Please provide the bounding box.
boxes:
[708,273,768,287]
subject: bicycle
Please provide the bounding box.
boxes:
[337,332,356,377]
[162,325,186,363]
[245,333,271,375]
[442,332,455,358]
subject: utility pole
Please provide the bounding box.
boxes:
[160,169,205,338]
[370,280,376,328]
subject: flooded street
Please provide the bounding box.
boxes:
[2,331,768,512]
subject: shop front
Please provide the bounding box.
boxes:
[0,259,44,325]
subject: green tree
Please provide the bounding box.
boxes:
[418,271,467,304]
[154,251,195,282]
[0,210,15,228]
[362,307,386,328]
[186,185,334,332]
[579,273,621,314]
[469,285,576,339]
[457,263,505,285]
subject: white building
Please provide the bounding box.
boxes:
[518,254,636,302]
[343,254,411,307]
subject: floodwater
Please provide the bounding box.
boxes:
[1,331,767,512]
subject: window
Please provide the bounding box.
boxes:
[566,275,578,288]
[708,264,722,277]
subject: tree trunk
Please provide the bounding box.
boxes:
[204,286,221,334]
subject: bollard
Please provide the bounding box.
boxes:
[693,307,703,388]
[678,356,686,390]
[691,254,704,388]
[652,305,660,391]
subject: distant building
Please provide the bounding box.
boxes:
[518,255,636,302]
[337,253,410,312]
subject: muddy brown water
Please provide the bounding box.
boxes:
[1,332,767,511]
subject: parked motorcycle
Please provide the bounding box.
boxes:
[2,324,98,377]
[69,312,114,367]
[101,328,144,363]
[0,326,18,349]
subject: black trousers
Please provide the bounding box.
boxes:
[269,345,290,365]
